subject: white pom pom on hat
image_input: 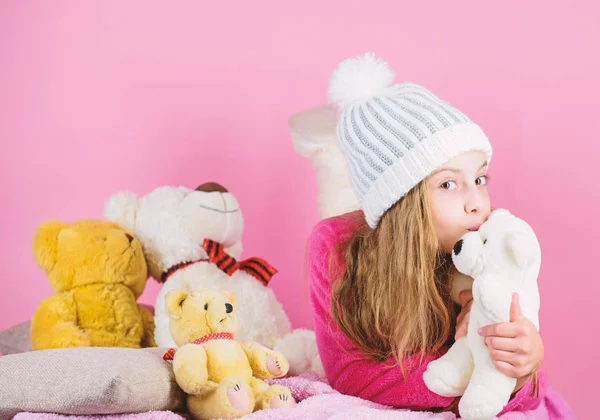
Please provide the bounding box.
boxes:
[328,52,395,108]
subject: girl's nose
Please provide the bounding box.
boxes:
[464,189,485,214]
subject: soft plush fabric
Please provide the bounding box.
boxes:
[103,184,292,351]
[30,219,154,350]
[288,103,360,220]
[13,412,188,420]
[0,320,31,355]
[424,209,543,419]
[0,306,155,357]
[306,214,573,417]
[252,373,575,419]
[164,287,293,419]
[13,373,575,420]
[12,373,575,420]
[0,347,185,419]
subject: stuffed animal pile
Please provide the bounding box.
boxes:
[103,182,292,348]
[103,182,324,378]
[31,180,325,382]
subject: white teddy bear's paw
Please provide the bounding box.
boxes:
[459,384,506,420]
[422,358,469,397]
[274,329,325,378]
[423,336,474,397]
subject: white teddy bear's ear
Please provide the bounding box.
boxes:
[506,231,537,268]
[103,191,139,231]
[489,208,511,220]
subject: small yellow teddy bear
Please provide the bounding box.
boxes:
[30,219,155,350]
[163,287,295,419]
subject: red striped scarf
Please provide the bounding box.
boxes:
[203,239,277,286]
[160,239,277,286]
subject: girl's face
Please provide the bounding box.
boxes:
[427,151,491,254]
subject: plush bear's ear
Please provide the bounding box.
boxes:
[33,221,67,271]
[505,231,537,269]
[165,289,188,320]
[103,191,139,231]
[489,208,511,221]
[223,291,236,306]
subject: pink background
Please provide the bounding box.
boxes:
[1,1,597,417]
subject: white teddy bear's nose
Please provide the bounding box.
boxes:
[452,232,485,278]
[453,239,463,256]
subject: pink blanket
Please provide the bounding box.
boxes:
[13,413,188,420]
[15,373,575,420]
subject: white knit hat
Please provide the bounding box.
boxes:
[329,52,493,228]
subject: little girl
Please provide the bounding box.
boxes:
[307,53,555,416]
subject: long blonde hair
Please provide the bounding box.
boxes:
[330,180,456,371]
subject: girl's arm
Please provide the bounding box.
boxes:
[313,314,455,409]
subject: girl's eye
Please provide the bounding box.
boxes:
[441,180,457,190]
[475,175,488,186]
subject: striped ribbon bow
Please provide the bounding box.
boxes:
[203,239,277,286]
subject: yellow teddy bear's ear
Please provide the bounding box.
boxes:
[32,220,67,272]
[165,289,189,320]
[223,291,236,306]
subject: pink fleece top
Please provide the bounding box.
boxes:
[307,214,546,414]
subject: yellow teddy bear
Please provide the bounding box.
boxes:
[30,219,155,350]
[163,287,295,419]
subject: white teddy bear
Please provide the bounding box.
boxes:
[103,183,292,349]
[423,208,542,420]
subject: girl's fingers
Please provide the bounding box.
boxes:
[490,349,521,365]
[494,359,531,379]
[485,336,519,352]
[479,322,520,338]
[494,360,519,378]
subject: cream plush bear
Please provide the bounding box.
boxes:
[163,288,294,419]
[103,183,292,349]
[288,104,360,219]
[423,209,542,420]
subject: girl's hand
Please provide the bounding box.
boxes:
[455,290,473,340]
[478,293,544,379]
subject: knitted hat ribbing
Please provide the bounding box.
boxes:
[329,53,493,228]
